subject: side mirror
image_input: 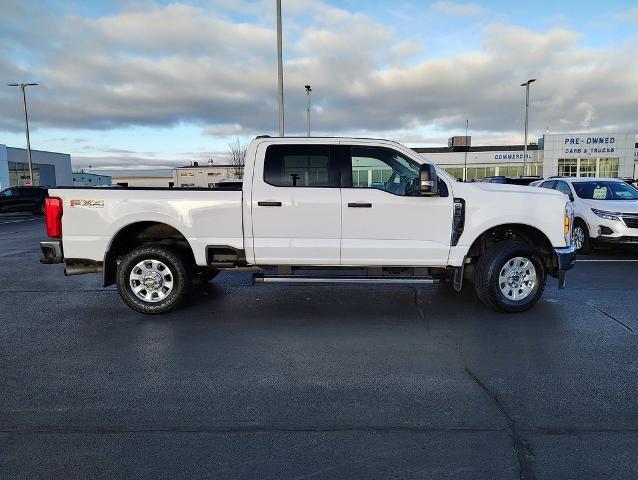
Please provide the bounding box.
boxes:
[420,163,438,196]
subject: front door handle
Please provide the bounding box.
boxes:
[258,201,282,207]
[348,202,372,208]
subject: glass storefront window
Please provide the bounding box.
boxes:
[500,165,523,176]
[599,158,619,178]
[579,158,597,177]
[8,161,41,186]
[444,168,464,180]
[558,159,578,177]
[527,163,543,176]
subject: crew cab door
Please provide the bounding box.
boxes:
[250,143,342,265]
[340,145,454,266]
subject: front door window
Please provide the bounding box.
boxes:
[350,146,420,196]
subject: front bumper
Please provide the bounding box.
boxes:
[595,235,638,245]
[554,245,576,289]
[40,240,64,264]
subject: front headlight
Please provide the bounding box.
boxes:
[564,202,574,245]
[591,208,621,222]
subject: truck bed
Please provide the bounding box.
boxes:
[50,187,244,265]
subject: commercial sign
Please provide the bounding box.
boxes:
[494,153,533,160]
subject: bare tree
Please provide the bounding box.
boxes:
[227,138,248,178]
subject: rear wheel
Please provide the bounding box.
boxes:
[32,203,45,216]
[474,241,546,313]
[116,244,191,314]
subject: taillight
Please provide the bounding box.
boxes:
[45,197,63,238]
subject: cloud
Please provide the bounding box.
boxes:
[431,1,486,16]
[1,0,637,166]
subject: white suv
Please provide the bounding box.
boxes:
[538,177,638,253]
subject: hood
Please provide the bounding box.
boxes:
[460,181,566,198]
[580,198,638,214]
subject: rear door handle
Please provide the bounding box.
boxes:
[348,202,372,208]
[258,201,282,207]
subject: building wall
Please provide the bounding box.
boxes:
[0,147,73,186]
[173,166,241,188]
[0,145,72,188]
[0,146,8,189]
[111,176,173,187]
[420,150,542,179]
[87,169,174,187]
[72,173,112,186]
[541,132,637,179]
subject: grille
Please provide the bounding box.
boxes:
[622,215,638,229]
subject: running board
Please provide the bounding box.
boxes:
[253,274,444,285]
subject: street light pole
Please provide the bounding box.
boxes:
[305,85,312,137]
[276,0,285,136]
[520,78,536,177]
[8,82,38,185]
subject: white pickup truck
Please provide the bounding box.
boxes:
[40,136,575,314]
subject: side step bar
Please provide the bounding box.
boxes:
[253,274,444,285]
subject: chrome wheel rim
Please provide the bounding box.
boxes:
[129,259,174,303]
[498,256,537,302]
[573,226,585,250]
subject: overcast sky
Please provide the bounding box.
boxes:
[1,0,637,169]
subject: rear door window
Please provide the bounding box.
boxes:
[263,145,340,187]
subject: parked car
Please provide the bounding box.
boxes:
[0,186,49,215]
[39,136,575,314]
[537,177,638,252]
[482,176,543,186]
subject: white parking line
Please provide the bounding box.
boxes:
[579,259,638,262]
[0,217,40,225]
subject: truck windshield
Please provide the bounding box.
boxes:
[572,181,638,200]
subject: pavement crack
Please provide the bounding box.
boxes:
[590,304,634,334]
[0,425,504,436]
[456,344,536,480]
[412,287,430,334]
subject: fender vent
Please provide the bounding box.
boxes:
[451,198,465,246]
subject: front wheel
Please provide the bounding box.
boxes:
[474,241,546,313]
[572,220,591,254]
[116,244,192,314]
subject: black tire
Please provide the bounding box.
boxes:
[474,241,546,313]
[33,203,45,216]
[573,219,591,254]
[116,244,192,314]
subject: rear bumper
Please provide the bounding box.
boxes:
[554,245,576,288]
[40,240,63,264]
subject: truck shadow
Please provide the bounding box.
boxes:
[173,278,565,331]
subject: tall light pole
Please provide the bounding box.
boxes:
[305,85,312,137]
[8,82,38,185]
[520,78,536,176]
[462,119,469,181]
[276,0,285,136]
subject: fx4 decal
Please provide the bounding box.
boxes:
[69,199,105,208]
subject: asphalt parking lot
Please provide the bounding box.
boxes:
[1,214,637,479]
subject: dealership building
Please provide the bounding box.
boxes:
[414,132,638,181]
[0,144,73,189]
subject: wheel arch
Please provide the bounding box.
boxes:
[103,221,195,287]
[466,223,558,277]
